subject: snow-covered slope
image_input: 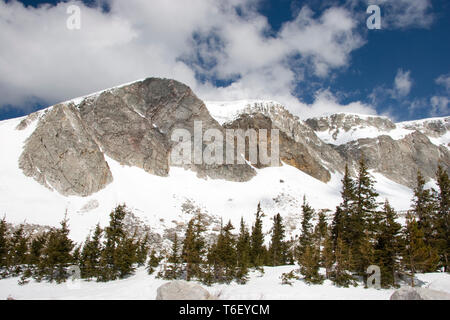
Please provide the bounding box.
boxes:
[305,112,450,149]
[206,100,287,125]
[1,265,449,300]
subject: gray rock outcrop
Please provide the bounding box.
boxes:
[18,78,255,196]
[156,281,212,300]
[390,287,450,300]
[19,104,113,196]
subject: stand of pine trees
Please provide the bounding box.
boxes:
[0,163,448,288]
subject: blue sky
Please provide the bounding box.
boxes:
[0,0,449,121]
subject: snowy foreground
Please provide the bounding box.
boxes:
[1,266,449,300]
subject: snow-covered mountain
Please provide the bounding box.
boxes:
[0,78,448,243]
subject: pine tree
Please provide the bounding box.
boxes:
[0,218,10,277]
[135,232,150,267]
[80,224,102,279]
[28,232,48,281]
[250,203,265,268]
[374,201,402,287]
[314,210,328,248]
[163,233,182,280]
[321,227,335,280]
[351,156,379,276]
[235,217,251,284]
[147,249,161,275]
[299,244,323,284]
[268,214,287,266]
[332,165,356,247]
[98,205,131,281]
[297,196,314,260]
[182,219,199,281]
[115,235,138,278]
[39,217,74,283]
[297,197,323,284]
[412,171,437,247]
[402,213,439,285]
[435,166,450,272]
[10,225,29,275]
[333,236,355,287]
[213,220,237,283]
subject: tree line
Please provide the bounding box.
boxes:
[0,159,448,288]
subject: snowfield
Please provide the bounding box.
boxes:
[1,266,449,300]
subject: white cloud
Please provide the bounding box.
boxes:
[393,69,412,98]
[365,0,434,29]
[430,96,449,117]
[436,73,450,92]
[0,0,370,119]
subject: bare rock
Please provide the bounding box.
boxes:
[390,287,450,300]
[19,104,113,196]
[156,281,212,300]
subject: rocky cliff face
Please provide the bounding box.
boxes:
[304,113,450,188]
[15,79,449,197]
[18,78,255,196]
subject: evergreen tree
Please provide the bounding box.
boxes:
[268,214,287,266]
[235,217,251,284]
[163,233,182,280]
[182,219,200,281]
[374,201,402,287]
[147,249,161,275]
[98,205,132,281]
[402,213,439,285]
[299,244,323,284]
[314,210,328,248]
[332,165,356,246]
[412,171,437,247]
[80,224,102,279]
[333,236,355,287]
[10,225,29,275]
[297,196,314,260]
[297,197,323,284]
[321,227,335,280]
[0,218,8,276]
[250,203,265,268]
[213,220,237,283]
[435,166,450,272]
[28,232,48,281]
[39,217,74,283]
[351,156,379,276]
[135,232,150,267]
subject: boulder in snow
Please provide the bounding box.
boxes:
[156,281,212,300]
[390,287,450,300]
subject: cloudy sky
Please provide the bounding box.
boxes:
[0,0,449,121]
